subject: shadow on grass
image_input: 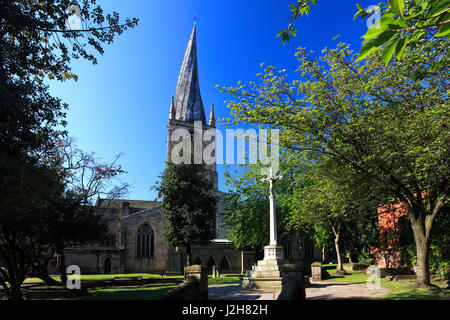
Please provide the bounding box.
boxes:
[80,286,176,300]
[380,287,450,300]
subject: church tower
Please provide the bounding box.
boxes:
[166,22,218,190]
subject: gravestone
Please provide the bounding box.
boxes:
[311,262,322,281]
[166,247,183,275]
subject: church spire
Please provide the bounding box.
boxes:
[209,104,215,127]
[173,22,206,124]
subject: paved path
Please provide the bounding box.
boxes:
[208,284,281,300]
[306,281,390,300]
[208,281,390,300]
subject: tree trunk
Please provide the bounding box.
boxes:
[36,270,61,286]
[57,248,67,284]
[33,256,62,286]
[9,273,26,300]
[186,243,192,266]
[411,218,431,287]
[335,236,344,272]
[331,223,344,273]
[322,247,326,263]
[10,283,24,301]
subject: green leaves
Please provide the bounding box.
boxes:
[389,0,405,17]
[382,33,401,65]
[395,36,408,58]
[156,162,217,247]
[284,0,449,65]
[279,0,319,44]
[355,0,448,64]
[436,22,450,37]
[358,29,397,61]
[427,0,450,18]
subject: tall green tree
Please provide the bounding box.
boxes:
[154,162,217,266]
[0,1,137,299]
[220,41,448,287]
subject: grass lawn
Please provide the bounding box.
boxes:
[22,273,183,283]
[323,268,369,283]
[208,276,241,286]
[322,267,450,300]
[78,275,241,300]
[80,285,177,300]
[379,280,450,300]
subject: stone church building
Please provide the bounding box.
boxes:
[62,23,254,275]
[61,23,321,276]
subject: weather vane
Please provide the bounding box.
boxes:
[193,14,199,22]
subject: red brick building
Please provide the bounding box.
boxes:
[372,202,407,268]
[372,191,427,268]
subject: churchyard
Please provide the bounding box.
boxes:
[1,273,244,300]
[1,0,448,307]
[3,267,448,300]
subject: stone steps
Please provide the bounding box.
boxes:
[251,271,282,278]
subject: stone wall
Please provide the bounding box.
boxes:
[64,248,121,274]
[120,206,168,273]
[160,265,208,300]
[189,242,243,274]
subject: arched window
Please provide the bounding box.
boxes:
[136,224,154,258]
[207,257,217,274]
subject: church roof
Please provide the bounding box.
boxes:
[173,22,206,124]
[96,198,160,210]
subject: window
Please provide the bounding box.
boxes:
[101,238,116,247]
[136,224,154,258]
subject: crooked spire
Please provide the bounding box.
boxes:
[173,22,206,124]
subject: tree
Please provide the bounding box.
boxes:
[0,138,128,298]
[280,0,449,64]
[222,151,299,258]
[223,164,270,256]
[311,223,334,263]
[30,190,108,286]
[32,137,128,284]
[288,156,386,273]
[219,41,448,287]
[0,1,137,299]
[154,162,217,266]
[0,162,65,300]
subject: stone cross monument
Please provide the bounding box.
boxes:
[260,167,284,261]
[261,167,282,246]
[240,167,287,289]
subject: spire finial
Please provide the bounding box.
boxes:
[169,96,176,120]
[209,104,215,127]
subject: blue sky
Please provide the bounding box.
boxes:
[48,0,375,201]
